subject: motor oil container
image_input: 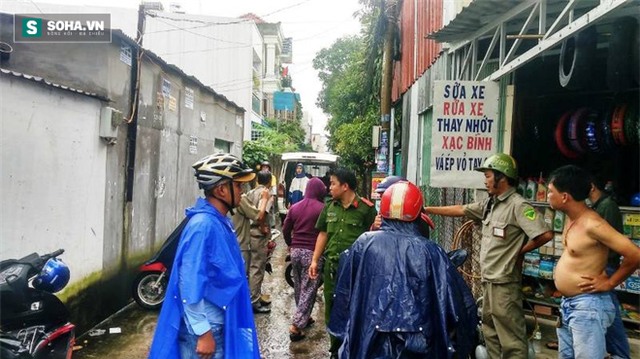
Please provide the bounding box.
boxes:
[536,178,547,202]
[553,210,565,232]
[526,178,537,201]
[517,179,527,196]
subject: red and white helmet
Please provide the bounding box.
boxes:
[380,181,424,222]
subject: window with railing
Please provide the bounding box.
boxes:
[251,128,264,141]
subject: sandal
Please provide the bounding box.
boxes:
[289,331,306,342]
[546,341,559,350]
[304,318,315,328]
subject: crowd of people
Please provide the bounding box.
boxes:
[147,152,640,359]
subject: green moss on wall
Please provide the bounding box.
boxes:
[57,270,102,303]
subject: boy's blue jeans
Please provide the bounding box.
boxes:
[178,323,224,359]
[557,292,615,359]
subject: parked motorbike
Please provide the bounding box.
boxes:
[132,217,188,310]
[284,253,325,289]
[284,254,295,288]
[133,220,277,310]
[0,249,75,359]
[284,248,457,290]
[264,229,279,275]
[474,295,538,359]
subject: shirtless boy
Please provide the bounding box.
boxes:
[547,165,640,359]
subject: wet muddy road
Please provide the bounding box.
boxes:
[73,235,331,358]
[70,232,640,358]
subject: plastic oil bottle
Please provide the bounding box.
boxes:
[526,178,537,201]
[536,173,547,202]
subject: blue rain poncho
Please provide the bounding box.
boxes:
[328,220,478,359]
[149,198,259,359]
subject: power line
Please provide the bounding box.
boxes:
[155,43,253,56]
[25,0,43,13]
[143,0,314,35]
[293,21,356,42]
[210,78,254,89]
[260,0,314,18]
[144,13,252,35]
[146,16,251,46]
[148,19,355,59]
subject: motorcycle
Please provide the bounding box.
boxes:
[133,221,278,310]
[264,229,279,275]
[284,254,295,288]
[284,246,454,290]
[0,249,75,359]
[132,217,188,310]
[284,253,324,288]
[283,213,435,289]
[474,295,539,359]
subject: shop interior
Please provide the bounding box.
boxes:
[509,17,640,328]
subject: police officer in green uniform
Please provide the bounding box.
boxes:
[309,168,376,359]
[425,153,554,359]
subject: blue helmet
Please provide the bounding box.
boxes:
[375,175,406,194]
[33,258,70,293]
[631,192,640,207]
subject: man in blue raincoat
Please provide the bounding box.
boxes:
[149,153,260,359]
[328,181,478,359]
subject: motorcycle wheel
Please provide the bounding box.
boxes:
[285,263,323,288]
[285,263,295,288]
[132,271,167,310]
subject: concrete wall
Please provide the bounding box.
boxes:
[0,12,245,330]
[0,74,106,281]
[131,55,245,255]
[0,15,132,280]
[0,1,256,139]
[143,12,262,141]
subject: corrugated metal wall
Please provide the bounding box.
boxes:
[392,0,443,102]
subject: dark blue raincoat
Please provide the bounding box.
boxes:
[328,220,478,359]
[148,198,260,359]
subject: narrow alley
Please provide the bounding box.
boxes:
[71,233,640,358]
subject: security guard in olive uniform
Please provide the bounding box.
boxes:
[309,168,376,359]
[425,153,553,359]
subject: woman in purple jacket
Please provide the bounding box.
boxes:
[282,177,327,341]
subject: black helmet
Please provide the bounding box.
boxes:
[192,153,255,190]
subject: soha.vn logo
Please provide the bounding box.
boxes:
[22,18,42,37]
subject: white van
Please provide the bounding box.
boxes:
[276,152,339,219]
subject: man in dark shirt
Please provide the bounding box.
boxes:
[589,176,630,359]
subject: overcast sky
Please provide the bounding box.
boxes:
[20,0,364,133]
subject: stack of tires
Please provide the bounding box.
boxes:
[554,101,639,158]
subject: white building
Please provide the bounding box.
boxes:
[302,111,313,145]
[255,19,285,119]
[142,11,265,141]
[0,2,292,142]
[311,132,329,153]
[142,11,293,142]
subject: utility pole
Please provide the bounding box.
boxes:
[377,1,397,175]
[125,4,146,202]
[123,4,146,270]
